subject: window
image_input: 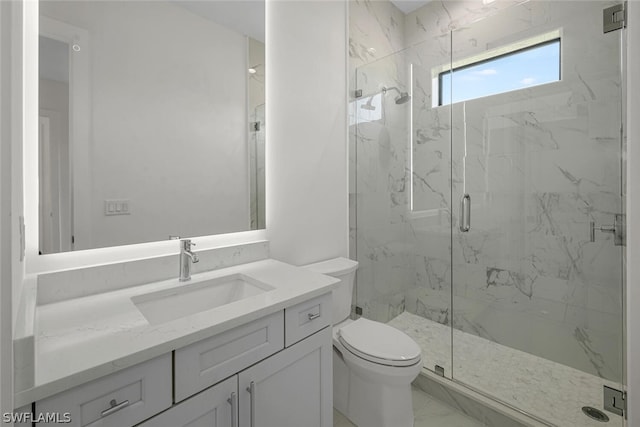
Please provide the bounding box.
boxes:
[437,36,561,106]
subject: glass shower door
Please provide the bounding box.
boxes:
[249,103,265,230]
[449,2,625,426]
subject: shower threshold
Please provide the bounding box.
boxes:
[388,312,623,427]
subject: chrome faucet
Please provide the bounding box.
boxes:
[179,239,199,282]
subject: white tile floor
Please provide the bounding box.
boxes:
[388,312,624,427]
[333,386,485,427]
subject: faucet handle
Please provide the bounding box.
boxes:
[179,238,196,251]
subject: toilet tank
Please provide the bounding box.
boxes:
[303,257,359,324]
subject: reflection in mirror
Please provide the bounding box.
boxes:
[38,1,265,254]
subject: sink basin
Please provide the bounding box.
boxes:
[132,273,274,324]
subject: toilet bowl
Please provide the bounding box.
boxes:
[303,258,422,427]
[333,318,422,427]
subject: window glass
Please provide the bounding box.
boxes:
[440,39,560,106]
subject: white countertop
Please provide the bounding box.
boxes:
[15,259,339,407]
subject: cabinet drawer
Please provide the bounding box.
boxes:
[174,311,284,402]
[35,354,172,427]
[285,293,331,347]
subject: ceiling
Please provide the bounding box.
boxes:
[175,1,429,40]
[390,0,432,15]
[173,1,265,43]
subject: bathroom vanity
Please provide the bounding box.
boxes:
[16,258,337,427]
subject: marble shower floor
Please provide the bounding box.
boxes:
[333,386,485,427]
[388,312,623,427]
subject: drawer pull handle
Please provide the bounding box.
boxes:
[308,312,321,321]
[227,392,238,427]
[246,381,256,427]
[100,399,130,417]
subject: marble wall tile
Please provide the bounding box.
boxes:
[349,0,406,70]
[360,290,406,323]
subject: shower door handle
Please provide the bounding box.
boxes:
[460,194,471,232]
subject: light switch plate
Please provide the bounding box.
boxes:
[104,199,131,216]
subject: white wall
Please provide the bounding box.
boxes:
[0,0,10,418]
[626,1,639,424]
[0,0,25,418]
[267,0,349,266]
[39,1,251,251]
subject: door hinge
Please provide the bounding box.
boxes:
[589,213,625,246]
[604,3,626,33]
[603,385,626,418]
[19,215,25,262]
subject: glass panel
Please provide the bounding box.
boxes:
[354,50,415,323]
[249,103,265,230]
[354,33,454,378]
[450,2,624,426]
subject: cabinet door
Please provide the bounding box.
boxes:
[238,327,332,427]
[12,405,32,427]
[138,376,238,427]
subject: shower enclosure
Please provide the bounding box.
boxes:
[250,103,266,230]
[352,2,625,426]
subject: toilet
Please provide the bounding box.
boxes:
[304,257,422,427]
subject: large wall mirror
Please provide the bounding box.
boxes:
[38,0,265,254]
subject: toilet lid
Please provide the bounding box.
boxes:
[338,318,421,367]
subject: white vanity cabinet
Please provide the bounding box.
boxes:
[31,292,333,427]
[140,325,332,427]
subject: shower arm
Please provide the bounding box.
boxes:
[382,86,402,96]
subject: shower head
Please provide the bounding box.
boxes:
[395,92,411,104]
[382,86,411,105]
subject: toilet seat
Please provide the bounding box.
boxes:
[337,318,421,367]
